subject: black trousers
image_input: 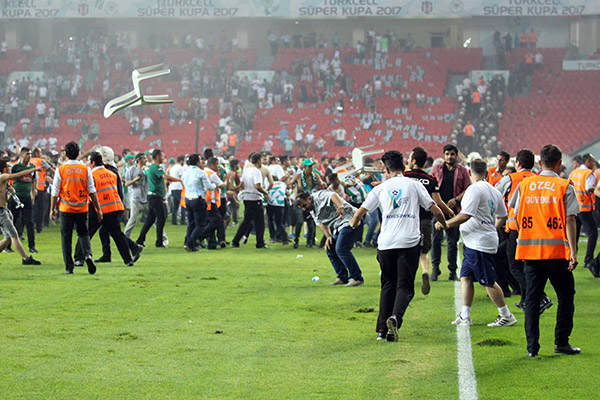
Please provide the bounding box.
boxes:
[494,228,519,295]
[432,225,459,272]
[33,190,47,233]
[10,195,35,249]
[137,195,166,247]
[376,246,420,333]
[60,211,92,270]
[507,229,527,301]
[575,212,597,266]
[233,200,265,248]
[524,259,575,354]
[267,205,287,242]
[185,198,207,248]
[291,204,315,245]
[76,209,132,263]
[199,205,226,248]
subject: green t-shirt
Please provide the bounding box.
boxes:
[11,163,36,198]
[146,163,166,198]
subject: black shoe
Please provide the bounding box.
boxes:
[386,315,400,342]
[4,247,14,253]
[74,260,84,267]
[306,244,313,248]
[589,261,600,278]
[377,331,386,341]
[243,236,248,245]
[231,243,240,248]
[85,257,96,275]
[282,240,290,245]
[539,296,553,315]
[256,245,270,249]
[554,344,581,355]
[515,301,525,310]
[95,255,111,263]
[64,268,74,274]
[527,352,538,358]
[131,244,143,262]
[448,271,459,281]
[155,244,167,248]
[22,255,41,265]
[198,240,207,249]
[431,267,440,281]
[220,241,227,249]
[293,242,299,249]
[126,260,135,267]
[29,247,38,254]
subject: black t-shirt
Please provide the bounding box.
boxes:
[404,169,439,220]
[439,165,455,203]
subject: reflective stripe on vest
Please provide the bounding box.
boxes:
[92,167,124,214]
[505,170,535,232]
[205,169,221,211]
[58,163,89,213]
[569,169,595,212]
[180,186,186,209]
[30,157,46,191]
[515,175,570,260]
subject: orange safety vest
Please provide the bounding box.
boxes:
[228,134,236,147]
[504,170,535,232]
[525,54,534,64]
[487,167,503,187]
[205,168,221,211]
[472,91,481,104]
[515,175,570,260]
[569,168,596,212]
[464,124,474,137]
[92,167,124,214]
[529,32,537,43]
[180,186,186,209]
[30,157,46,191]
[520,33,528,43]
[57,163,90,213]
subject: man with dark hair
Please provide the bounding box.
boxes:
[497,148,553,312]
[232,153,269,248]
[430,144,471,281]
[488,151,510,187]
[437,159,516,328]
[569,153,597,269]
[350,150,448,341]
[136,149,181,248]
[169,155,186,225]
[30,147,54,234]
[9,147,38,254]
[289,158,323,248]
[50,141,102,274]
[74,152,137,267]
[0,158,42,265]
[298,188,363,286]
[124,153,148,237]
[181,154,215,252]
[405,147,455,295]
[198,157,227,249]
[510,144,580,357]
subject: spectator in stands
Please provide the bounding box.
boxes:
[335,125,347,147]
[262,137,274,153]
[520,30,528,48]
[401,91,411,108]
[280,127,288,144]
[416,91,426,108]
[529,28,537,48]
[0,40,6,59]
[91,119,100,141]
[141,115,153,137]
[268,30,278,56]
[305,130,315,152]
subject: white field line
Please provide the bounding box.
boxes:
[455,281,479,400]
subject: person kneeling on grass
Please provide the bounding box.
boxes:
[0,158,42,265]
[435,159,517,328]
[297,190,364,287]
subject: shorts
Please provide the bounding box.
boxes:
[460,245,497,287]
[419,219,433,254]
[0,208,18,238]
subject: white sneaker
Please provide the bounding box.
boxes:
[451,315,473,326]
[487,314,517,327]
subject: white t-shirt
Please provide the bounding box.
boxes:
[268,164,285,180]
[205,168,223,203]
[169,164,184,191]
[459,181,507,254]
[36,103,46,115]
[362,176,435,250]
[240,166,263,201]
[335,128,346,141]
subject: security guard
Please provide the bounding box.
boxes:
[569,153,597,268]
[496,149,552,312]
[511,144,580,357]
[50,141,102,275]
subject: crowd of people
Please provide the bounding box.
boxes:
[0,135,592,357]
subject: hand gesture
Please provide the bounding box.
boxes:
[324,237,333,251]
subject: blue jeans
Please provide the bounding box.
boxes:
[326,226,363,282]
[364,208,380,245]
[185,198,207,248]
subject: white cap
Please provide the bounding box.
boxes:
[101,146,116,167]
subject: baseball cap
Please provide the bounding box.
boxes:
[302,159,315,167]
[124,154,134,161]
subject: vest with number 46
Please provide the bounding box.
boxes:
[515,175,570,261]
[92,167,124,214]
[58,163,89,213]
